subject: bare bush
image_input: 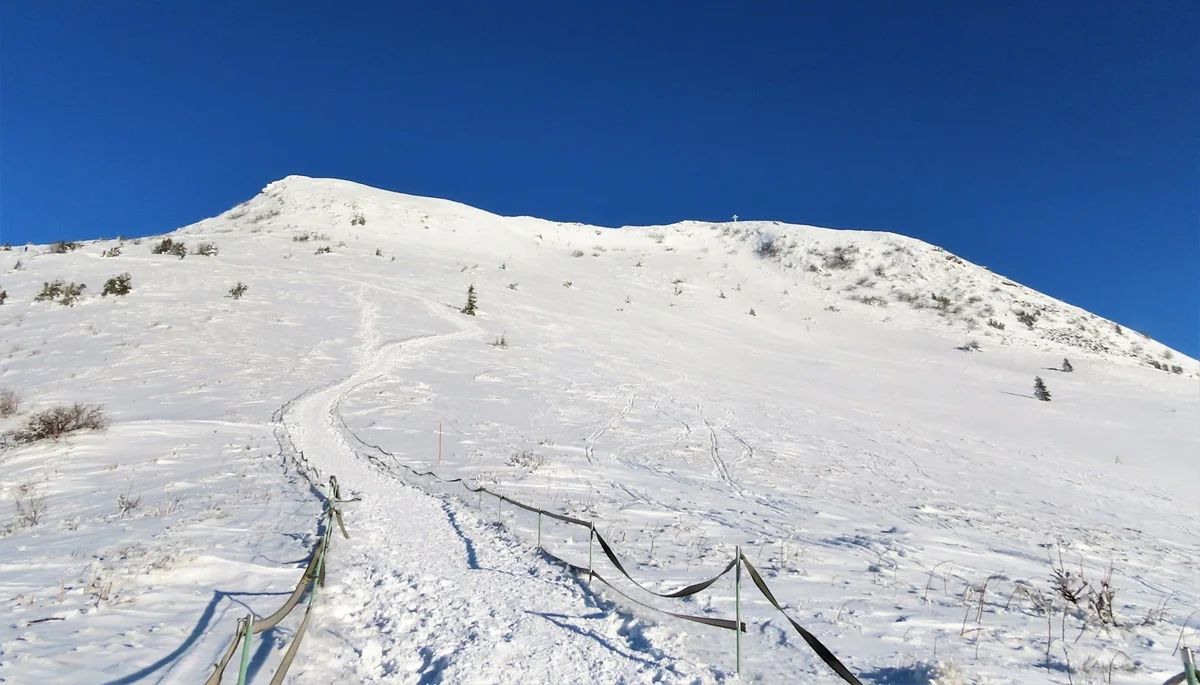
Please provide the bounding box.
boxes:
[14,483,47,528]
[315,246,332,255]
[350,212,366,226]
[822,245,858,270]
[105,245,122,257]
[987,318,1006,330]
[490,332,508,348]
[228,283,248,299]
[854,295,888,307]
[7,403,108,444]
[571,249,585,257]
[0,389,19,417]
[506,450,546,471]
[292,231,331,242]
[957,340,982,352]
[117,488,141,519]
[931,293,952,311]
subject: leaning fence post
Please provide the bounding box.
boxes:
[735,546,742,677]
[497,494,503,523]
[237,614,254,685]
[588,522,595,583]
[537,511,542,550]
[1184,647,1199,685]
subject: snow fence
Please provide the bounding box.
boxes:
[342,424,863,685]
[203,476,350,685]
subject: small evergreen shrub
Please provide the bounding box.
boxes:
[350,212,366,226]
[315,246,332,255]
[0,289,6,305]
[34,280,86,306]
[957,340,981,352]
[571,249,585,257]
[228,282,249,299]
[151,238,187,258]
[748,308,756,316]
[1016,310,1039,329]
[192,242,219,257]
[1061,358,1073,373]
[102,273,132,297]
[48,241,82,254]
[490,332,508,348]
[105,245,122,257]
[987,318,1006,330]
[930,293,952,311]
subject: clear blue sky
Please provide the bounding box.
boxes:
[2,2,1197,354]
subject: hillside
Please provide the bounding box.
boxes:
[1,176,1196,684]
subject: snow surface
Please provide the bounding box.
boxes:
[1,175,1197,684]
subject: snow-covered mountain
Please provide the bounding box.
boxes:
[1,176,1196,684]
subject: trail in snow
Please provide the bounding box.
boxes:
[281,291,717,683]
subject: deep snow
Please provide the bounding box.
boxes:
[0,176,1196,684]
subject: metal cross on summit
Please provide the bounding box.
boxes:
[732,214,739,222]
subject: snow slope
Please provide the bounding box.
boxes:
[0,175,1196,684]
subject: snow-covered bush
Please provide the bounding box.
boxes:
[192,242,219,257]
[151,238,186,258]
[7,403,107,444]
[228,282,248,299]
[48,241,82,254]
[822,245,858,270]
[102,273,132,297]
[506,450,545,472]
[754,231,781,258]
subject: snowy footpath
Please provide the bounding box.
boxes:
[280,292,718,684]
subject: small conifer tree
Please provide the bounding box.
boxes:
[461,284,477,315]
[1034,376,1051,402]
[748,307,756,316]
[1061,358,1073,373]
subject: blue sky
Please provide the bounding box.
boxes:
[2,2,1197,354]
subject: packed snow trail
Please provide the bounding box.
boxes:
[278,292,715,683]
